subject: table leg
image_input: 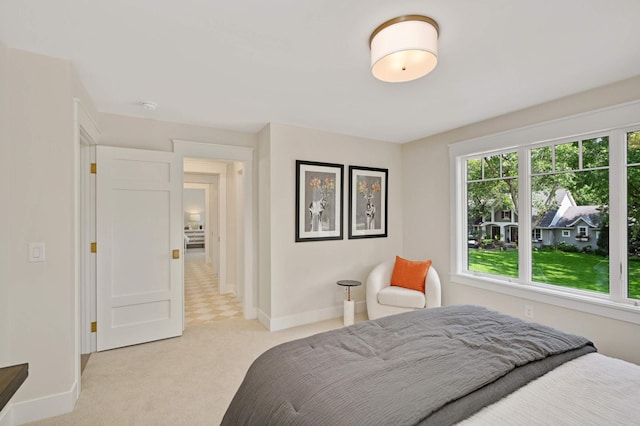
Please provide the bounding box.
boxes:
[343,299,354,326]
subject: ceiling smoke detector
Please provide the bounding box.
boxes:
[141,101,158,110]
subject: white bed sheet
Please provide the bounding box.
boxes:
[459,353,640,425]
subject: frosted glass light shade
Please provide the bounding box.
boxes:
[189,214,201,222]
[370,15,439,83]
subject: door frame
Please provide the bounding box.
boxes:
[75,99,100,394]
[173,140,257,319]
[79,139,257,358]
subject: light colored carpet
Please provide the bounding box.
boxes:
[27,314,366,425]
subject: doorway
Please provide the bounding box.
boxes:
[80,140,256,355]
[174,139,256,320]
[183,162,243,326]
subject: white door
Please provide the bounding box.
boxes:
[96,146,183,351]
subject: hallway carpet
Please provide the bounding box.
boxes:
[184,250,243,326]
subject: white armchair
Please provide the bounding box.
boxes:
[366,260,441,320]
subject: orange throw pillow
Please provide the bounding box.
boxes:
[390,256,432,292]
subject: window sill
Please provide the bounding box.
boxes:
[451,272,640,325]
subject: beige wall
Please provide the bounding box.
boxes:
[402,75,640,364]
[97,113,256,151]
[0,42,9,367]
[257,125,272,318]
[225,161,243,293]
[4,48,78,405]
[1,46,99,421]
[263,124,403,326]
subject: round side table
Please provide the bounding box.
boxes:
[337,280,361,326]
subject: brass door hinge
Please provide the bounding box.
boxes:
[91,322,97,333]
[90,163,96,174]
[172,249,180,259]
[91,242,97,253]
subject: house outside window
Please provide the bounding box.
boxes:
[452,105,640,326]
[532,137,608,290]
[532,229,542,241]
[627,129,640,299]
[466,152,518,277]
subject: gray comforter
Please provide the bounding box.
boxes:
[221,305,595,425]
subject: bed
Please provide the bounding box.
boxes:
[222,305,640,425]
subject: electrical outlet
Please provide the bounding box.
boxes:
[524,304,534,319]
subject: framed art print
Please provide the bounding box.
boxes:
[348,165,388,239]
[295,160,344,242]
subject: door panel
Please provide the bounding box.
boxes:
[96,146,182,351]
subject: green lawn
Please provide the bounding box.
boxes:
[468,249,640,299]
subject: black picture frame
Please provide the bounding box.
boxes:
[348,165,388,239]
[295,160,344,242]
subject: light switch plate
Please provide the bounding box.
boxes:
[28,242,46,262]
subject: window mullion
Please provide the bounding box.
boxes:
[457,156,468,275]
[518,146,532,284]
[609,130,626,302]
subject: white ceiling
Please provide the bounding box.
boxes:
[2,0,640,143]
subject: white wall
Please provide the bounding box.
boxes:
[257,125,271,318]
[262,124,403,329]
[402,75,640,365]
[225,163,241,294]
[97,113,256,152]
[232,162,245,298]
[0,42,9,368]
[7,47,75,400]
[1,47,96,421]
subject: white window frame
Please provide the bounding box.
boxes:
[577,226,588,236]
[562,230,571,237]
[450,100,640,325]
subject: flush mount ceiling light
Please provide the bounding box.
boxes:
[369,15,439,83]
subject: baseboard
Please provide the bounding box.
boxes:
[0,381,77,426]
[267,301,367,331]
[257,309,270,330]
